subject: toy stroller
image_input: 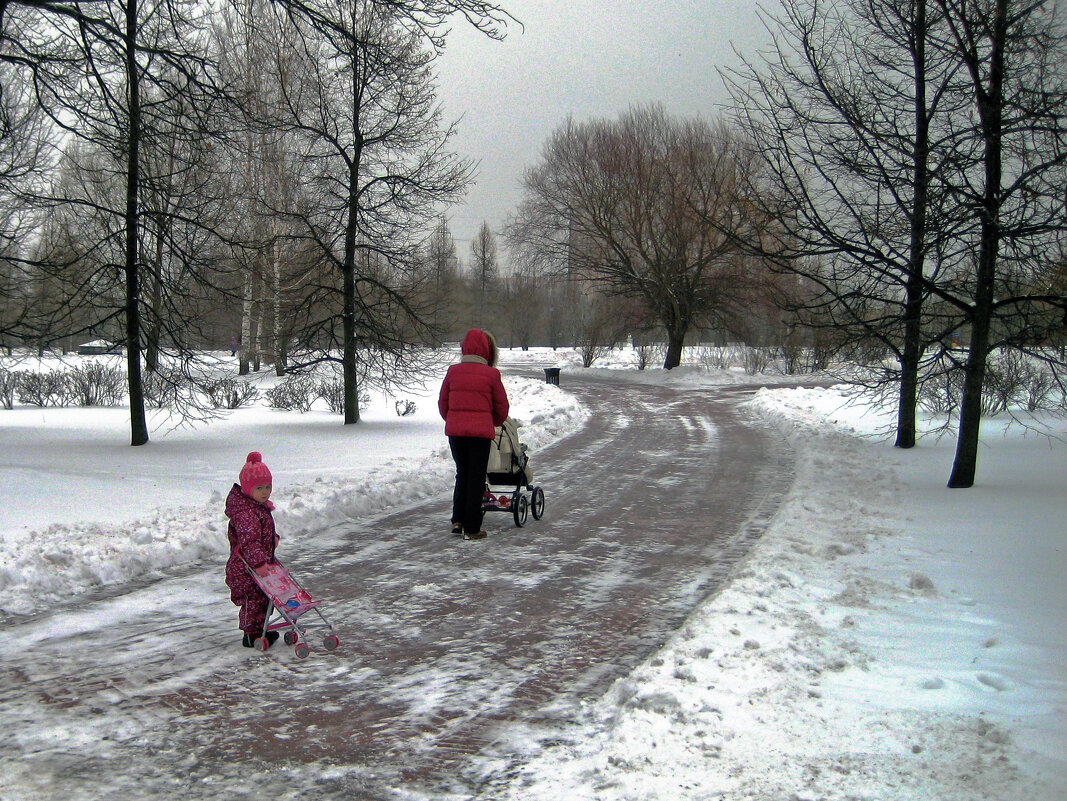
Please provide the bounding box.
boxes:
[482,416,545,527]
[241,555,339,659]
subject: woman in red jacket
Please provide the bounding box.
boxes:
[438,328,510,540]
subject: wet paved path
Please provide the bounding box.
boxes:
[0,372,794,800]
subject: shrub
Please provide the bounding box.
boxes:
[143,370,186,410]
[1023,368,1057,412]
[265,376,316,412]
[776,342,808,375]
[696,344,744,371]
[16,370,68,407]
[917,351,1064,415]
[68,363,125,406]
[317,378,368,414]
[579,341,608,368]
[202,378,259,409]
[742,346,774,376]
[317,378,344,414]
[634,343,665,370]
[395,399,417,417]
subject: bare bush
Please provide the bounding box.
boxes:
[743,346,774,376]
[265,376,316,412]
[918,351,1064,416]
[696,344,743,370]
[776,343,807,375]
[634,343,665,370]
[143,370,187,410]
[579,341,609,368]
[68,363,126,406]
[317,379,344,414]
[318,379,368,414]
[395,399,417,417]
[1023,368,1058,412]
[202,378,259,410]
[16,370,68,407]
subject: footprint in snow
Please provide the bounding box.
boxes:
[977,672,1011,692]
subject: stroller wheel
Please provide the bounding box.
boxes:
[254,637,270,652]
[512,492,529,527]
[323,634,340,651]
[531,486,545,520]
[284,631,298,646]
[294,643,311,659]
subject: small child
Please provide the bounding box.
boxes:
[225,451,281,648]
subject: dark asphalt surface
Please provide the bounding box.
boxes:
[0,371,795,801]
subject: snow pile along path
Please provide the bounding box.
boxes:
[485,386,1054,801]
[0,375,587,616]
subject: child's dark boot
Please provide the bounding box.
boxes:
[242,631,279,648]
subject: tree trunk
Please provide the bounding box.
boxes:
[663,326,686,370]
[239,272,253,375]
[339,59,364,425]
[272,238,286,376]
[896,0,930,450]
[144,227,164,373]
[895,312,921,448]
[251,294,261,373]
[342,256,360,424]
[948,0,1006,489]
[124,0,148,446]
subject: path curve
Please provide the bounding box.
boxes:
[0,372,795,800]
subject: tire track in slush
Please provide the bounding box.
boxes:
[1,374,794,800]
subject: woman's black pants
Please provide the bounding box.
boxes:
[449,436,491,534]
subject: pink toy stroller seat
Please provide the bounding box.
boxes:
[241,557,339,659]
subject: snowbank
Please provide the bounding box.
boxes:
[480,385,1067,801]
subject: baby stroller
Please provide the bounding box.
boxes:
[241,555,339,659]
[482,416,545,527]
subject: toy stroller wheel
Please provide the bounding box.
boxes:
[254,637,269,652]
[294,643,311,659]
[284,631,298,646]
[513,492,529,527]
[531,486,545,520]
[323,634,340,651]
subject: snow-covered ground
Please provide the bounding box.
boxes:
[1,346,1064,800]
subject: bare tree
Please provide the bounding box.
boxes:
[7,0,229,444]
[508,105,765,369]
[423,215,460,342]
[723,0,973,447]
[0,57,52,346]
[935,0,1067,487]
[269,0,476,423]
[213,0,314,376]
[725,0,1067,487]
[469,219,498,310]
[500,266,542,349]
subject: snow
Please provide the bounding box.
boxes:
[1,347,1064,800]
[488,383,1066,801]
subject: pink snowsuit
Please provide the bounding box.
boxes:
[224,483,278,636]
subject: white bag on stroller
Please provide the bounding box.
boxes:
[483,417,544,527]
[486,416,531,483]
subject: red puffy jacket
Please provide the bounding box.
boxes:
[224,483,277,602]
[438,328,510,439]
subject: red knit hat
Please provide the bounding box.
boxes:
[240,451,273,495]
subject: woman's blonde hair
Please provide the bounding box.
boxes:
[484,330,499,367]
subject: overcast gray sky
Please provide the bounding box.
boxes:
[435,0,771,259]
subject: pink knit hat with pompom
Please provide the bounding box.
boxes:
[240,451,273,495]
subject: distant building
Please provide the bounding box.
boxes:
[77,339,121,355]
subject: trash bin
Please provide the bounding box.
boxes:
[543,367,561,386]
